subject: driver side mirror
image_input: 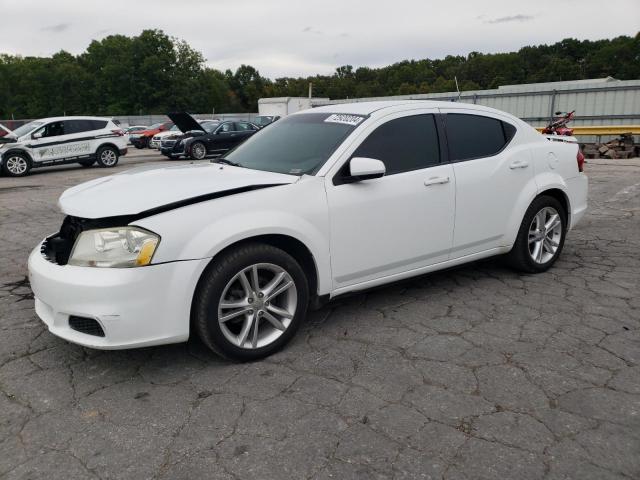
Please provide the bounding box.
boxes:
[348,157,386,181]
[32,131,43,140]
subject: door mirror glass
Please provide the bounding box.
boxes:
[348,157,386,181]
[32,130,43,139]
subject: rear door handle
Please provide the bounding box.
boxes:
[509,160,529,169]
[424,176,450,186]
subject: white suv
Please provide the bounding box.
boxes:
[28,101,588,361]
[0,116,127,177]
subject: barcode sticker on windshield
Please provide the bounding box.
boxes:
[324,114,364,126]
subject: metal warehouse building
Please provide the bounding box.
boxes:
[310,77,640,142]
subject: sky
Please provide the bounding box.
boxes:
[0,0,638,78]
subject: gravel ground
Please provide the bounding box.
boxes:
[0,151,639,480]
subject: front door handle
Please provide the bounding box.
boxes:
[424,176,450,186]
[509,160,529,169]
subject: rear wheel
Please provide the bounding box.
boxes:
[507,195,566,273]
[190,141,207,160]
[193,243,309,361]
[96,146,119,168]
[2,153,31,177]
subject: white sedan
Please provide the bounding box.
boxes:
[28,101,588,360]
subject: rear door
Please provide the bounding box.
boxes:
[441,109,535,258]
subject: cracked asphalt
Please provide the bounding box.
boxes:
[1,151,639,480]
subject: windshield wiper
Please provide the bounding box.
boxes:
[213,158,242,167]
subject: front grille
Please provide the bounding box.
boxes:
[42,216,86,265]
[69,316,105,337]
[161,139,176,147]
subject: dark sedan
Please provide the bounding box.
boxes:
[161,113,259,160]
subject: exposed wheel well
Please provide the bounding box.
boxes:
[537,188,571,227]
[2,149,33,163]
[196,234,320,303]
[96,143,120,153]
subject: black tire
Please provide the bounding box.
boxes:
[506,195,567,273]
[78,159,95,167]
[95,145,119,168]
[190,141,207,160]
[134,142,144,150]
[193,243,309,361]
[2,152,32,177]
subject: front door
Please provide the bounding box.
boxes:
[325,111,456,290]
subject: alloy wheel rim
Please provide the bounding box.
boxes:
[192,144,206,159]
[101,150,117,166]
[528,206,562,264]
[218,263,297,349]
[6,156,27,174]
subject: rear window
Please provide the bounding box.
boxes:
[446,114,516,161]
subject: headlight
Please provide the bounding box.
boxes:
[68,227,160,268]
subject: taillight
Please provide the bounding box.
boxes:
[111,129,124,136]
[577,150,585,172]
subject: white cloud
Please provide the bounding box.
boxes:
[0,0,638,78]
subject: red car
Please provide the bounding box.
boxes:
[129,121,173,149]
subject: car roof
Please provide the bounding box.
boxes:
[31,116,114,123]
[302,100,512,117]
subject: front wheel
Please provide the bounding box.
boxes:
[96,146,119,168]
[190,142,207,160]
[2,153,31,177]
[193,243,309,361]
[507,195,567,273]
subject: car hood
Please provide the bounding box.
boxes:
[168,112,205,133]
[59,163,298,219]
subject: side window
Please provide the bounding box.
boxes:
[65,120,92,134]
[351,114,440,175]
[235,122,254,131]
[89,120,107,130]
[41,121,65,138]
[218,123,232,133]
[446,114,516,161]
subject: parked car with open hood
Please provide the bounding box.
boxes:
[0,116,126,177]
[28,101,587,360]
[160,113,221,159]
[129,121,173,149]
[176,116,258,160]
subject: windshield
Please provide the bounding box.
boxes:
[254,116,273,126]
[224,113,364,175]
[12,121,44,138]
[149,123,163,129]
